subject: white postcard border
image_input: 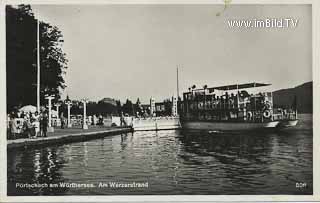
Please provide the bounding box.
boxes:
[0,0,319,202]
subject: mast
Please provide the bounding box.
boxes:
[37,19,40,112]
[176,65,180,116]
[176,65,179,98]
[294,94,298,120]
[236,84,239,119]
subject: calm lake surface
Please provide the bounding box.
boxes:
[7,114,313,195]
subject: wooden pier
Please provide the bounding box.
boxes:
[7,127,132,150]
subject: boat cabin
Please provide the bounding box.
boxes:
[181,82,292,123]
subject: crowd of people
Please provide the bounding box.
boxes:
[7,110,144,140]
[7,110,49,140]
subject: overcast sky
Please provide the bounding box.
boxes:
[31,4,312,104]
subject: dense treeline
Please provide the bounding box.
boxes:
[6,5,67,112]
[273,81,312,113]
[58,98,138,117]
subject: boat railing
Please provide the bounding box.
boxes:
[272,113,283,121]
[183,110,273,123]
[134,116,179,121]
[272,112,297,121]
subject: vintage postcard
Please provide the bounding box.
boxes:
[0,0,319,202]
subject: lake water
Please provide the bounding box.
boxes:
[7,114,313,195]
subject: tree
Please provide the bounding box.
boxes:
[163,99,173,116]
[116,100,122,115]
[6,5,68,112]
[39,21,68,103]
[122,99,134,115]
[135,98,142,115]
[97,99,118,116]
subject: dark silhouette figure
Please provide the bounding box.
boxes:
[41,113,49,137]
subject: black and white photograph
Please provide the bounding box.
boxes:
[1,0,319,201]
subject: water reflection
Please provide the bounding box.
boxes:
[8,147,69,195]
[179,130,274,163]
[7,115,313,195]
[177,128,312,194]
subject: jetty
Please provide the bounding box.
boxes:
[7,127,132,150]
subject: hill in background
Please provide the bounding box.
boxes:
[273,82,313,113]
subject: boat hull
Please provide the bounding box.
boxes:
[277,119,298,129]
[181,120,279,132]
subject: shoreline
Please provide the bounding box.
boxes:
[7,127,132,150]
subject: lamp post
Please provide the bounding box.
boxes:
[45,95,54,132]
[81,99,88,129]
[65,100,72,128]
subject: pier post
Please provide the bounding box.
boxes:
[66,101,72,128]
[45,95,54,132]
[82,100,88,130]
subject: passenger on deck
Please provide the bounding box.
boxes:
[216,96,220,108]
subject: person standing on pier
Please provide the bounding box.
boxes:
[7,114,11,139]
[98,114,103,126]
[120,112,126,126]
[9,112,18,139]
[23,115,32,138]
[41,112,49,137]
[32,111,40,138]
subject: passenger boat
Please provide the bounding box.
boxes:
[180,82,298,132]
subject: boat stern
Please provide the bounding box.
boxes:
[277,119,299,129]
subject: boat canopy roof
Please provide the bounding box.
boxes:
[184,82,272,94]
[208,82,271,92]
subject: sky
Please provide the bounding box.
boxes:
[30,4,312,104]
